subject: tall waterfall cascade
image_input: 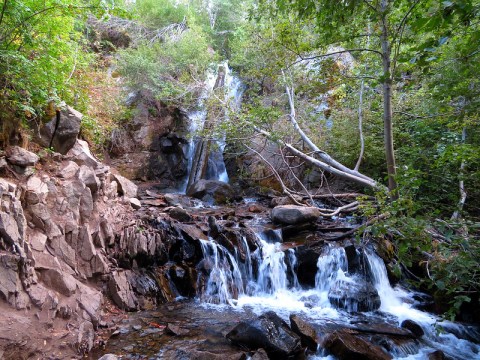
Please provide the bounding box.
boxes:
[180,62,244,193]
[195,230,480,360]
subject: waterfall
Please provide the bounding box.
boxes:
[180,62,244,192]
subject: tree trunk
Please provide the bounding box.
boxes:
[380,0,398,196]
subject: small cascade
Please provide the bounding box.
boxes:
[193,229,480,360]
[287,249,300,289]
[365,249,404,312]
[315,246,348,292]
[197,239,243,304]
[254,240,288,294]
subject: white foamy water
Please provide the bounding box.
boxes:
[197,234,480,360]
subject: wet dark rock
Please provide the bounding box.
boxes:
[344,246,372,280]
[260,228,282,243]
[38,106,82,154]
[324,329,392,360]
[169,207,192,222]
[428,350,446,360]
[294,246,320,287]
[289,314,318,351]
[226,311,302,359]
[187,179,235,205]
[271,205,320,225]
[328,279,381,312]
[401,319,424,338]
[166,323,189,336]
[6,146,39,167]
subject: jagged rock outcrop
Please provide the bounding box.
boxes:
[0,140,150,357]
[108,94,190,188]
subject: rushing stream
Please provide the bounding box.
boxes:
[95,209,480,360]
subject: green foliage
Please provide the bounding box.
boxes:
[0,0,117,144]
[133,0,189,28]
[118,22,215,107]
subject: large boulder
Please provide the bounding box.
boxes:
[38,106,82,154]
[328,278,381,312]
[324,329,392,360]
[187,179,235,205]
[226,311,302,359]
[5,146,39,167]
[271,205,320,225]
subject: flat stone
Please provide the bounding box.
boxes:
[98,355,119,360]
[27,229,47,252]
[324,329,392,360]
[289,314,318,351]
[169,207,192,222]
[166,323,189,336]
[6,146,39,167]
[32,250,62,270]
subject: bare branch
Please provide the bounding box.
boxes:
[245,145,304,206]
[282,73,376,183]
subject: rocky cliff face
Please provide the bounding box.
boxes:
[108,93,190,189]
[0,138,152,357]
